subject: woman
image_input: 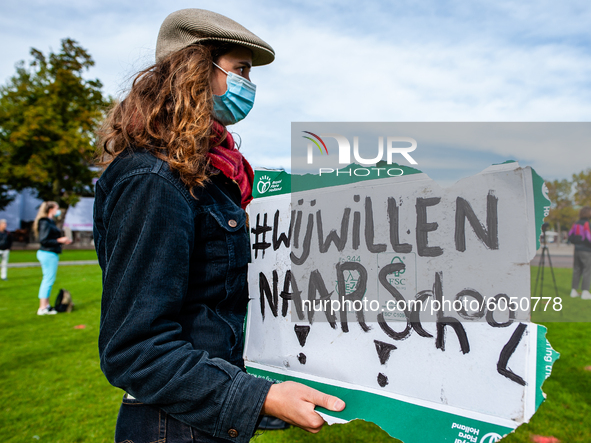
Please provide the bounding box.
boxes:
[33,201,72,315]
[569,206,591,299]
[95,9,344,443]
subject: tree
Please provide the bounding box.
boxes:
[0,185,15,210]
[573,168,591,208]
[0,38,111,210]
[546,179,577,233]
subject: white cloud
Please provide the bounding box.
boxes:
[1,0,590,183]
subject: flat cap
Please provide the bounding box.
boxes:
[156,9,275,66]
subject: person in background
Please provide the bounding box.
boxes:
[0,219,12,280]
[570,206,591,300]
[33,201,72,315]
[95,8,345,443]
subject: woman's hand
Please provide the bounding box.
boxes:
[261,381,345,433]
[57,236,72,244]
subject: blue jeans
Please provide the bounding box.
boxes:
[37,250,59,299]
[115,395,229,443]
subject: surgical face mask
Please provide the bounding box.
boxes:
[212,63,256,126]
[55,209,62,218]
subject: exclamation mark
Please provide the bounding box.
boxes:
[295,325,311,364]
[374,340,397,387]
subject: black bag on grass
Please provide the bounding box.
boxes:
[54,289,74,313]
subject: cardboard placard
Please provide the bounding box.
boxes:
[244,162,558,443]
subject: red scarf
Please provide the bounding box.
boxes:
[207,121,254,209]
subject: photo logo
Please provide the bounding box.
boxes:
[304,132,418,166]
[480,433,502,443]
[257,175,272,194]
[302,131,328,156]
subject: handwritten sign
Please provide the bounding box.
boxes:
[244,162,558,443]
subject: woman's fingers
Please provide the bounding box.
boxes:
[306,389,346,412]
[262,381,345,433]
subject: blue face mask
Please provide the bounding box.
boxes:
[55,209,62,218]
[212,63,256,126]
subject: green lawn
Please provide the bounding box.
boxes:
[0,265,120,443]
[7,249,98,263]
[0,265,589,442]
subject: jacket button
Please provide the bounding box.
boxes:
[228,219,237,228]
[228,428,239,438]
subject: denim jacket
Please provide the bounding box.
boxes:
[93,150,272,442]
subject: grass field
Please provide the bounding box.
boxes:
[0,264,120,443]
[0,261,589,442]
[6,249,98,263]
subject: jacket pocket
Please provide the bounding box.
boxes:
[209,205,246,232]
[208,205,249,270]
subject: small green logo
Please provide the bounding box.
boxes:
[390,256,405,277]
[257,175,271,194]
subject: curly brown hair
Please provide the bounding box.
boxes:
[98,44,234,189]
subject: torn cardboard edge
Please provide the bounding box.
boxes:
[245,323,558,441]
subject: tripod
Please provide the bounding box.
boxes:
[533,229,559,299]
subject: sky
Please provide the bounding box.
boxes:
[1,0,590,187]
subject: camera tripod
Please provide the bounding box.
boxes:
[533,228,559,299]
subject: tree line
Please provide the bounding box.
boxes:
[546,170,591,233]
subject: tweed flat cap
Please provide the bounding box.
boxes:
[156,9,275,66]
